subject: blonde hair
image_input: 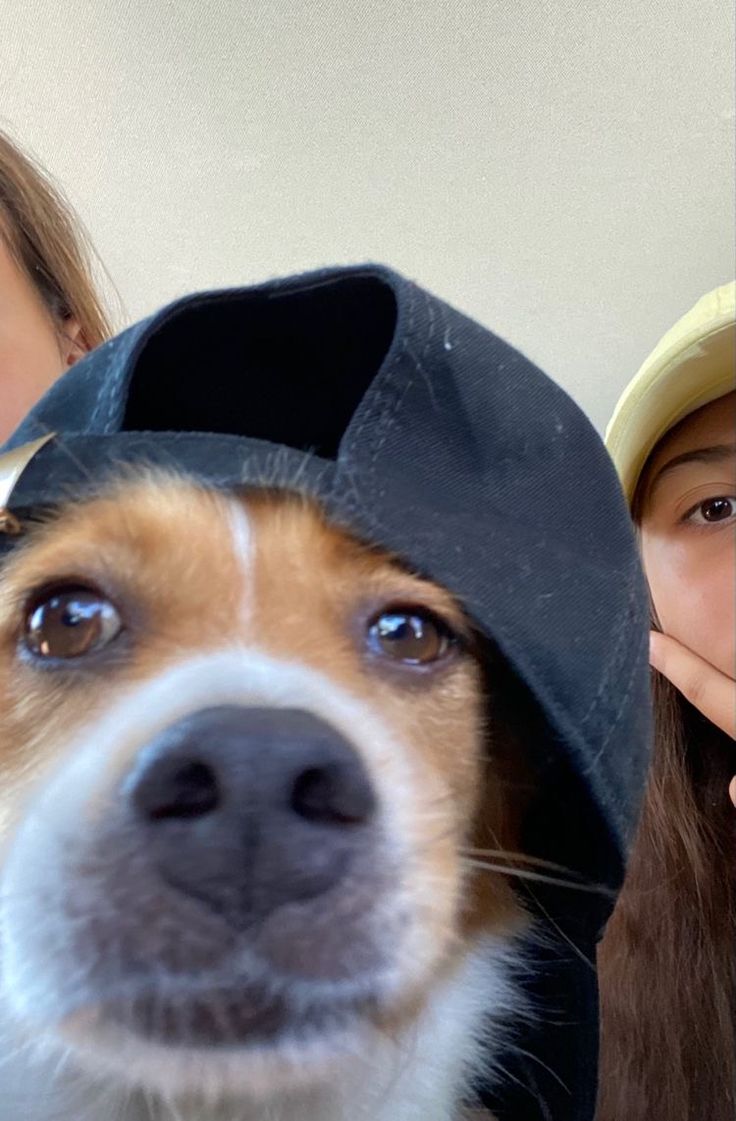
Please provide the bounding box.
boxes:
[0,128,112,351]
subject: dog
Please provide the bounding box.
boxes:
[0,473,534,1121]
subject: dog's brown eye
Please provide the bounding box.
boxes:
[368,609,454,665]
[24,587,122,660]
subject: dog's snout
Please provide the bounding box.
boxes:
[125,705,377,922]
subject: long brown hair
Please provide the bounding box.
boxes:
[596,474,736,1119]
[0,128,112,349]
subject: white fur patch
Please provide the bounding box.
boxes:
[0,936,515,1121]
[226,500,254,635]
[0,648,520,1120]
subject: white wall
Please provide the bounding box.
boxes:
[1,0,733,431]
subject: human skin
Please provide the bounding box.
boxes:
[639,392,736,791]
[0,238,84,443]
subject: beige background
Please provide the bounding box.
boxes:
[1,0,733,431]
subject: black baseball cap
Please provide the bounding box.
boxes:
[0,264,650,1120]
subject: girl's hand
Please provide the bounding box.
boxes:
[649,630,736,739]
[649,631,736,806]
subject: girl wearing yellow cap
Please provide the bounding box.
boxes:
[597,281,735,1121]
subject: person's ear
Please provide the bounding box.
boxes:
[59,318,88,368]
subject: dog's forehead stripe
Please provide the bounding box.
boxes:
[227,500,253,565]
[226,498,255,634]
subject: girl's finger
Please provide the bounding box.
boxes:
[649,631,736,740]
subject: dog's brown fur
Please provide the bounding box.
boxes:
[0,478,530,1121]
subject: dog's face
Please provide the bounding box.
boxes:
[0,476,524,1112]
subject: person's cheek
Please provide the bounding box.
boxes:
[706,544,736,679]
[644,531,735,680]
[642,533,692,638]
[0,332,66,444]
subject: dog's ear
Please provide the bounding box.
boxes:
[0,434,55,536]
[471,647,537,859]
[475,644,615,900]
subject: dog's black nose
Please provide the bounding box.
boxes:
[124,705,376,923]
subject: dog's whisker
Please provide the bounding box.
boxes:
[461,847,591,878]
[462,857,614,897]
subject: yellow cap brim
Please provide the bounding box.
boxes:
[605,281,736,503]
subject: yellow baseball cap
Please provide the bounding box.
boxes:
[606,280,736,503]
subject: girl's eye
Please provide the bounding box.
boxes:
[685,496,736,526]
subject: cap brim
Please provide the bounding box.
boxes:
[606,282,736,503]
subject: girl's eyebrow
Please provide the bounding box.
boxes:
[649,444,736,496]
